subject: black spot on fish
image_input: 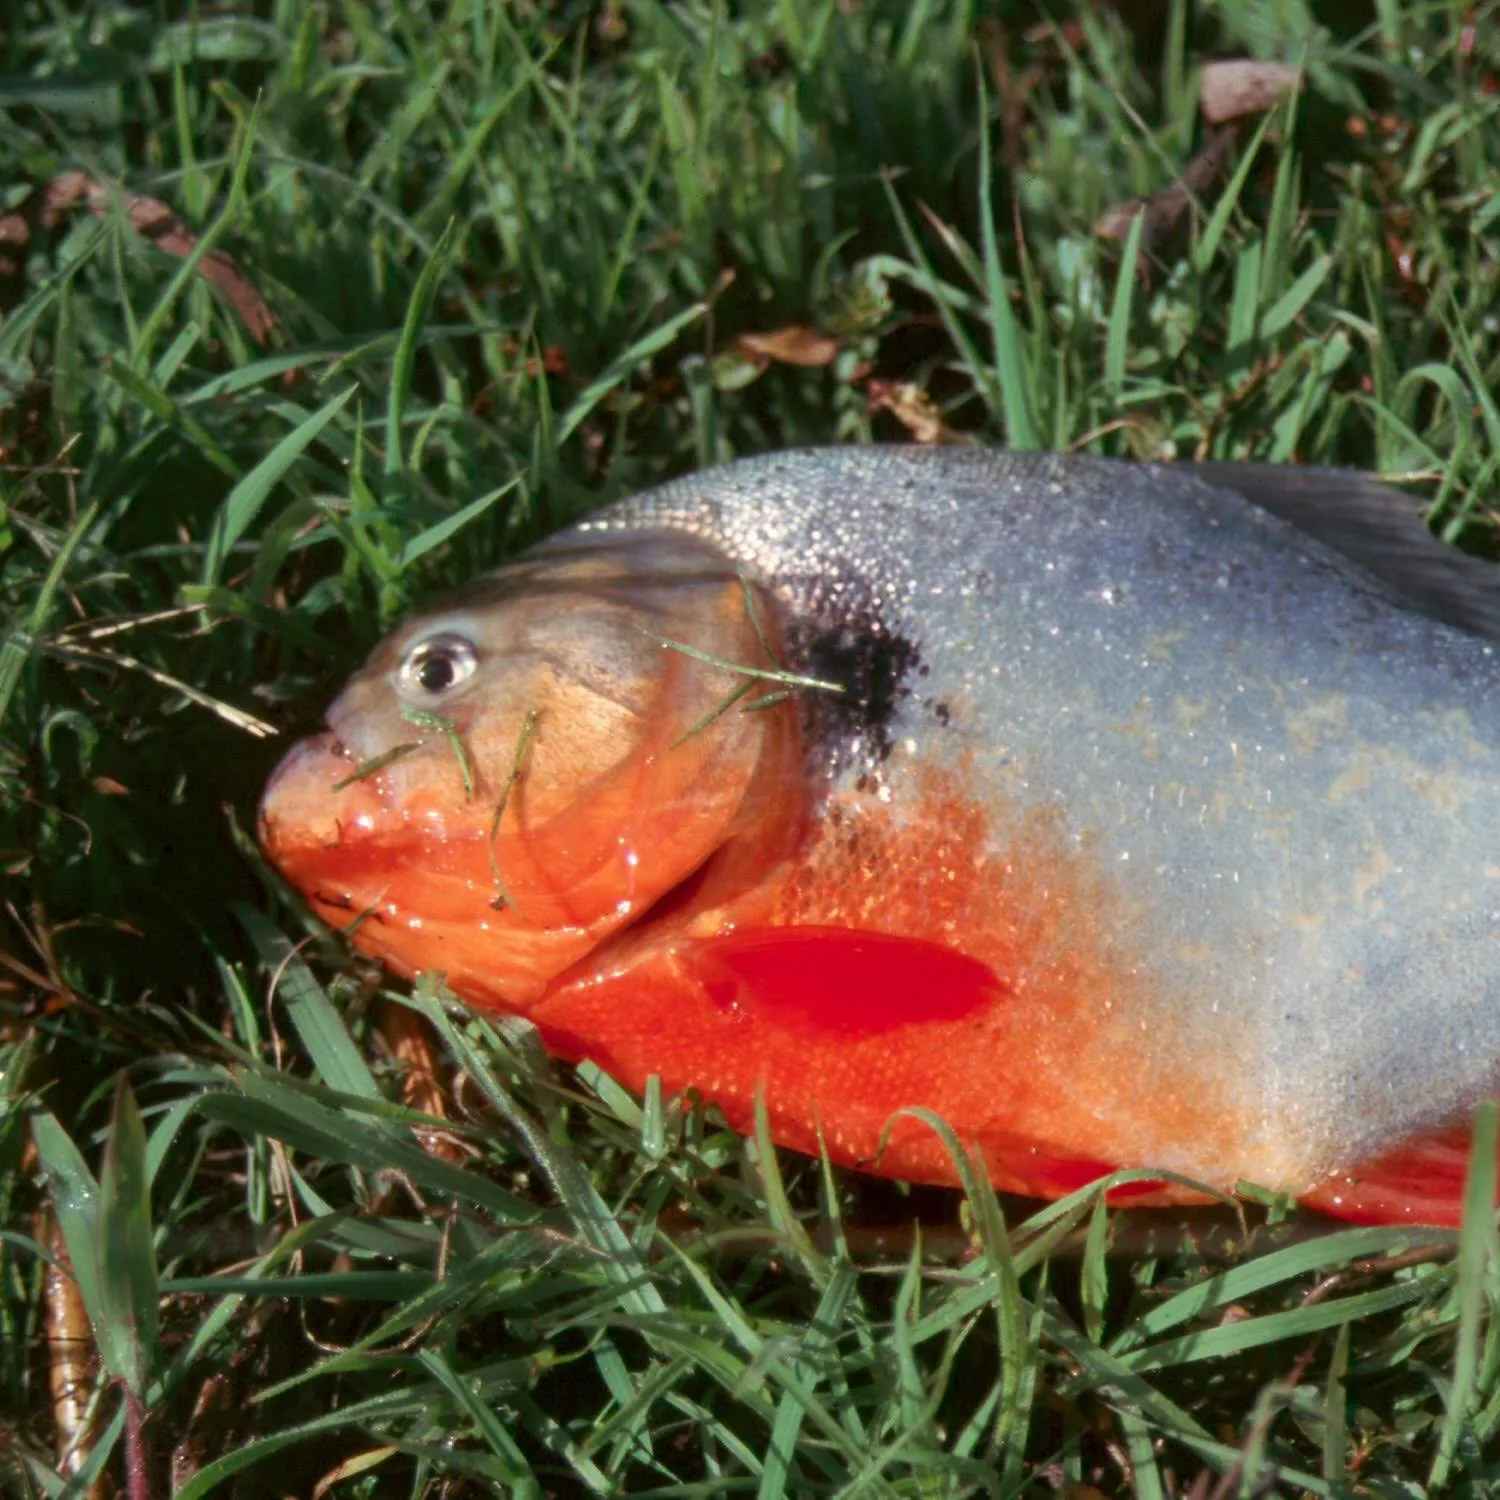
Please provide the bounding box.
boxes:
[933,701,952,727]
[795,615,921,767]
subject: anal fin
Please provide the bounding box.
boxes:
[1299,1125,1482,1226]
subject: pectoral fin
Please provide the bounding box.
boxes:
[685,925,1004,1036]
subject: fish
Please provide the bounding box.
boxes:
[258,447,1500,1226]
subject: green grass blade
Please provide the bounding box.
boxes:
[1081,1193,1110,1345]
[1111,1224,1451,1352]
[1323,1321,1350,1484]
[235,905,385,1105]
[414,1349,542,1488]
[976,63,1039,449]
[29,1113,104,1346]
[384,217,457,480]
[885,1108,1033,1477]
[1192,110,1275,274]
[1228,238,1263,351]
[555,298,708,449]
[411,993,668,1318]
[1105,207,1145,395]
[130,97,261,370]
[1118,1405,1165,1500]
[0,500,99,735]
[102,357,244,478]
[194,1080,535,1222]
[1122,1280,1431,1373]
[1430,1100,1498,1488]
[398,476,518,569]
[751,1088,826,1283]
[881,184,1002,420]
[96,1076,159,1398]
[201,383,357,583]
[1261,253,1333,341]
[757,1261,855,1500]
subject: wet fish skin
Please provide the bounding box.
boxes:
[261,447,1500,1223]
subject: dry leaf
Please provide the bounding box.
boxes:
[39,1209,105,1496]
[0,172,279,347]
[377,999,472,1165]
[709,346,770,392]
[312,1446,400,1500]
[865,379,968,445]
[732,324,839,367]
[1200,59,1302,125]
[1095,125,1238,259]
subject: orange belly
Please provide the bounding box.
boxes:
[520,761,1245,1203]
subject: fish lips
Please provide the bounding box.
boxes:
[258,729,485,950]
[259,730,372,858]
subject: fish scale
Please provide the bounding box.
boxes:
[261,446,1500,1222]
[578,448,1500,1190]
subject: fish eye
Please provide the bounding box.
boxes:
[398,633,479,699]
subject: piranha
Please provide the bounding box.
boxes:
[259,448,1500,1226]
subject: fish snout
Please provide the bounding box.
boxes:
[258,730,380,862]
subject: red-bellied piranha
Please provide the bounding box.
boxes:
[259,448,1500,1226]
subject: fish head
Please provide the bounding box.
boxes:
[259,530,805,1009]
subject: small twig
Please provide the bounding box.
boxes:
[59,605,204,643]
[1197,1348,1318,1500]
[124,1387,150,1500]
[1095,124,1241,261]
[40,639,277,737]
[1301,1240,1455,1308]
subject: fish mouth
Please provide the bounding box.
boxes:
[258,728,607,1005]
[259,731,361,854]
[257,685,810,1012]
[263,778,786,1018]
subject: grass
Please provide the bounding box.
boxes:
[3,0,1500,1493]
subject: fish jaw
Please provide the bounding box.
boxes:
[259,729,540,1001]
[259,696,803,1008]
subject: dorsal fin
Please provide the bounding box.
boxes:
[1185,462,1500,642]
